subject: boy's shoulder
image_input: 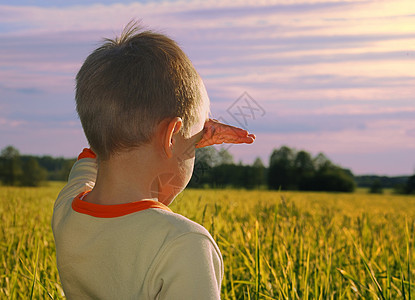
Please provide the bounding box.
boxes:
[147,208,212,240]
[136,208,222,267]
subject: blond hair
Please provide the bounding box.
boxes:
[76,22,202,160]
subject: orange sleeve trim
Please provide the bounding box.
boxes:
[72,191,172,218]
[77,148,97,160]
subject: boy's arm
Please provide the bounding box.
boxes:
[148,233,223,300]
[53,148,97,209]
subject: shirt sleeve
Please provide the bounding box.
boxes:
[53,149,97,210]
[148,233,223,300]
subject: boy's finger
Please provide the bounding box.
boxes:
[208,119,247,136]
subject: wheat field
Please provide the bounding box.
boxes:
[1,183,414,299]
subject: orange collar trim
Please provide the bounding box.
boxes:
[72,191,172,218]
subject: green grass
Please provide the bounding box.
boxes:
[1,184,415,299]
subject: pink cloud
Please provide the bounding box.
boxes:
[406,128,415,137]
[0,117,27,128]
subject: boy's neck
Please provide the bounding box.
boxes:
[85,145,164,205]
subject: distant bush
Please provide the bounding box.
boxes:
[267,146,355,192]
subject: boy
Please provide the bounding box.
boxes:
[52,22,255,299]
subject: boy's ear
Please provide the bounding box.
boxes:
[163,117,183,158]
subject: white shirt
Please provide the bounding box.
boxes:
[52,156,223,299]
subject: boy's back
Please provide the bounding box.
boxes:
[52,154,222,299]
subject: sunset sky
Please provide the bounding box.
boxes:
[1,0,414,175]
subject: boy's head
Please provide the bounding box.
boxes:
[75,22,209,161]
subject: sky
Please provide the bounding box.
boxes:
[0,0,414,176]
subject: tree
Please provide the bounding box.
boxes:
[217,148,234,165]
[294,150,315,190]
[313,152,332,171]
[312,166,355,192]
[20,157,48,187]
[294,151,314,173]
[369,179,383,194]
[211,164,235,188]
[210,164,258,189]
[253,157,264,168]
[194,147,220,168]
[405,174,415,194]
[268,146,296,190]
[59,160,75,181]
[188,147,217,187]
[0,146,23,186]
[252,157,266,189]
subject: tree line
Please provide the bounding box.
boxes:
[1,145,414,194]
[0,146,75,187]
[188,145,356,192]
[354,175,412,194]
[188,146,414,194]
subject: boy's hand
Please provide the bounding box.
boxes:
[196,119,256,148]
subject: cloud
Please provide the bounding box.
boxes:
[0,117,27,128]
[0,84,44,95]
[1,0,413,36]
[243,109,415,134]
[406,128,415,137]
[176,1,360,20]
